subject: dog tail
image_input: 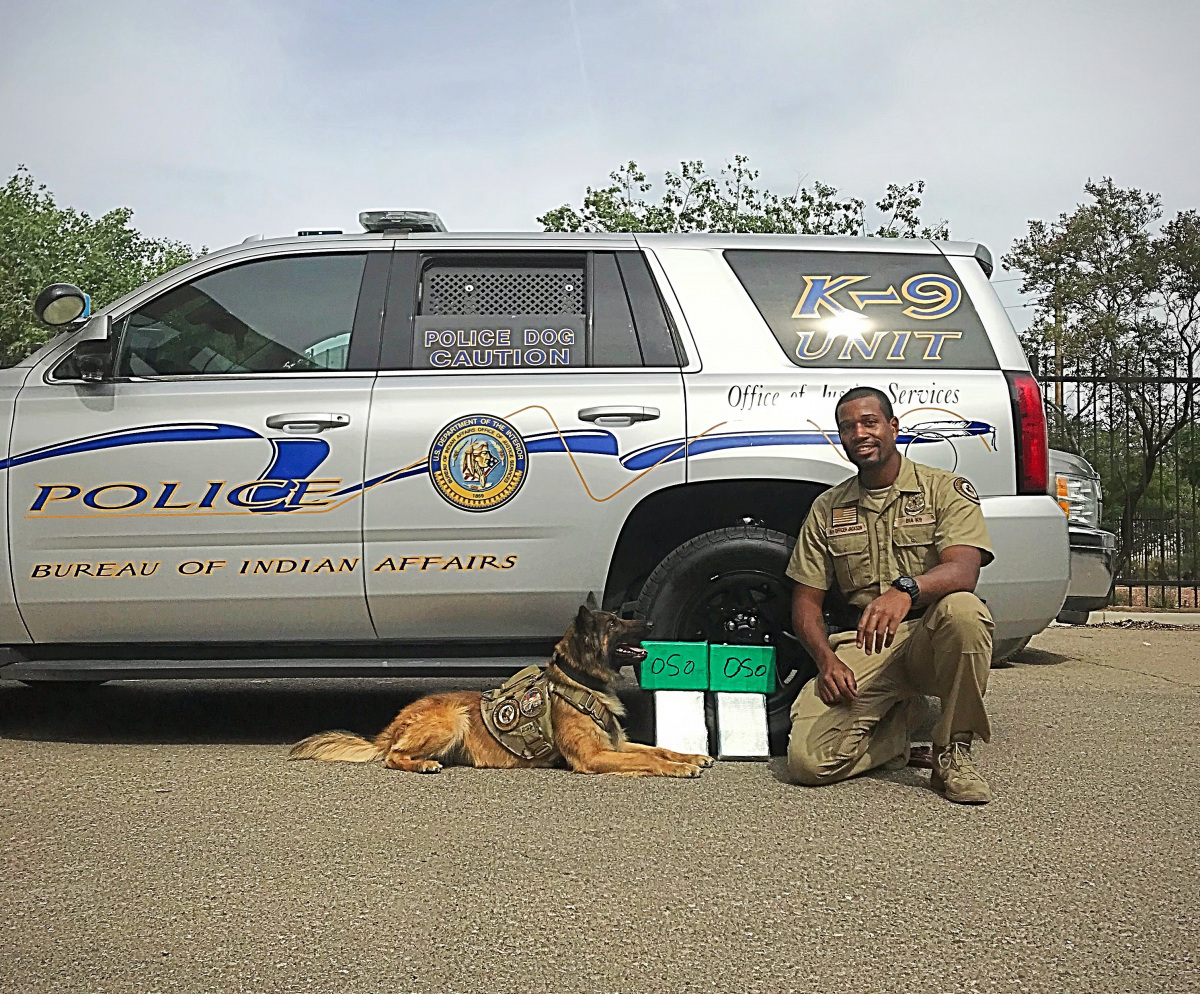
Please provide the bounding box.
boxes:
[288,730,383,763]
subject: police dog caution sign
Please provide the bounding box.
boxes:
[428,415,528,512]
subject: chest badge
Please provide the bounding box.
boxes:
[903,493,926,516]
[429,414,528,512]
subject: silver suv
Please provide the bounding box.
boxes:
[0,218,1070,749]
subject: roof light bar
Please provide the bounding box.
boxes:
[359,210,447,234]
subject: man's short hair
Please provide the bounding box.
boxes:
[835,386,894,423]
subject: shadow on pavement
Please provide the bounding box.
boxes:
[1011,646,1071,666]
[0,675,657,748]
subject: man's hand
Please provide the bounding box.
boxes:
[857,586,912,655]
[816,656,858,705]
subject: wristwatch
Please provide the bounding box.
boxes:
[892,575,920,604]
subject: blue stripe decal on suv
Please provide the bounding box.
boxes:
[0,423,262,471]
[525,430,619,456]
[620,423,997,471]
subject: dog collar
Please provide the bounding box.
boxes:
[550,650,611,694]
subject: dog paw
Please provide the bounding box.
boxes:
[415,761,442,774]
[667,763,703,778]
[693,755,716,768]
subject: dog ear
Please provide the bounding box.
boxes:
[575,604,591,628]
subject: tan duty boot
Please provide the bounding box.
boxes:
[931,739,993,804]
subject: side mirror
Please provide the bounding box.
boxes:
[74,339,112,382]
[34,284,91,326]
[51,317,114,383]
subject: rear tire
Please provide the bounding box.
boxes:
[991,635,1032,666]
[635,524,816,756]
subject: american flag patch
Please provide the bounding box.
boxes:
[831,505,858,528]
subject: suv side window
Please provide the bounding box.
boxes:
[406,252,682,371]
[593,252,686,367]
[615,252,682,366]
[592,253,642,367]
[116,253,369,376]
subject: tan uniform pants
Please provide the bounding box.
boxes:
[787,591,994,787]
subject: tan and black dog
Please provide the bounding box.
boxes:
[289,606,714,777]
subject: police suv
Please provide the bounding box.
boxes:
[0,211,1069,751]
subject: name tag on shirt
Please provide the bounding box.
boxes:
[895,512,936,527]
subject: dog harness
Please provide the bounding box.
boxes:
[480,664,620,761]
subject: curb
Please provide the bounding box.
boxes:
[1086,609,1200,626]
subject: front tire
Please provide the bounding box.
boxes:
[635,525,816,755]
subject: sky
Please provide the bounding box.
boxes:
[3,0,1199,319]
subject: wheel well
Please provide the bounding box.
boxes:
[602,479,827,611]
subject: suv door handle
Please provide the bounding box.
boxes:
[265,413,351,434]
[577,406,661,427]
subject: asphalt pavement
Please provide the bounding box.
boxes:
[2,626,1198,994]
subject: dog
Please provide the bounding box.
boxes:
[289,605,714,777]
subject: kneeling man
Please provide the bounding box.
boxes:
[787,386,995,803]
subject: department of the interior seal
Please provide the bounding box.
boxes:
[429,414,528,512]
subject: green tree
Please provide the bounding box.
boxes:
[538,155,949,238]
[0,166,198,366]
[1004,179,1200,587]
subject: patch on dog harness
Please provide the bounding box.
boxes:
[493,698,521,731]
[480,665,559,761]
[520,685,545,717]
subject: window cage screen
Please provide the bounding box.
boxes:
[421,264,585,317]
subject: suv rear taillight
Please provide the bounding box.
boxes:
[1006,371,1049,494]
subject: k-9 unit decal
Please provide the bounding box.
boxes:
[723,250,1000,370]
[792,273,961,321]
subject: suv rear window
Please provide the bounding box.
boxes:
[724,250,997,369]
[410,252,681,371]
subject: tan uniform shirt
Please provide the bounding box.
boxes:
[786,457,994,610]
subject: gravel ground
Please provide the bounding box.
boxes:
[2,627,1198,994]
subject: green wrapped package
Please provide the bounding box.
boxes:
[638,641,709,691]
[708,644,776,694]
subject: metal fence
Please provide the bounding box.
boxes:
[1038,364,1200,609]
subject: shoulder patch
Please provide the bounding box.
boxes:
[953,477,980,504]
